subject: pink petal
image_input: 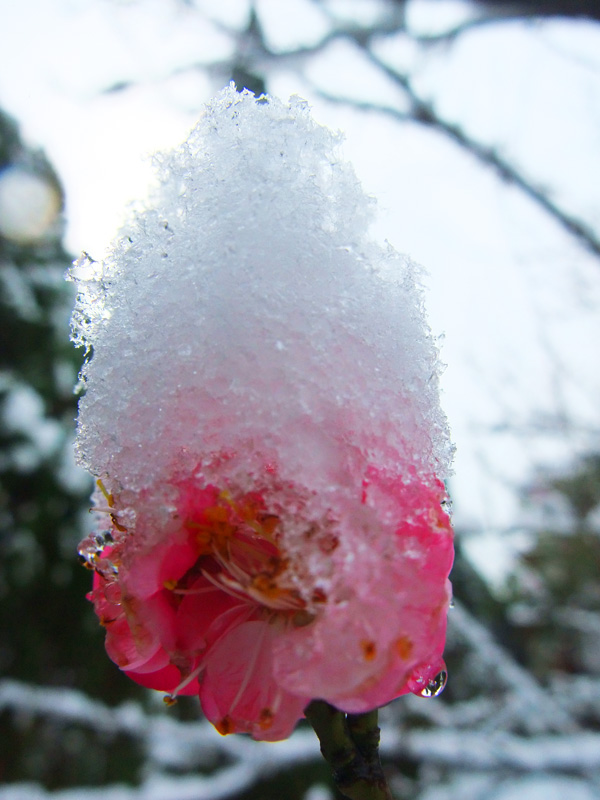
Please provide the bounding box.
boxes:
[174,581,250,653]
[126,662,199,695]
[122,531,198,600]
[200,619,309,741]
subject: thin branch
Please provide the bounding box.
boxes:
[449,601,577,733]
[98,1,600,260]
[305,701,393,800]
[315,47,600,259]
[410,2,600,45]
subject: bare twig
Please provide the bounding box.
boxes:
[305,701,393,800]
[315,46,600,259]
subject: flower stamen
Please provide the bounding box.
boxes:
[183,490,308,615]
[164,659,204,703]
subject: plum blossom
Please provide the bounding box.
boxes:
[81,459,452,739]
[71,86,454,741]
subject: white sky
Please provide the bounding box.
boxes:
[1,0,599,585]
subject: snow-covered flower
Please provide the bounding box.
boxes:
[71,87,454,741]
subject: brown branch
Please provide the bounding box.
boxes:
[314,47,600,259]
[305,701,394,800]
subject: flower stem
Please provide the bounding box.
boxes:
[305,700,393,800]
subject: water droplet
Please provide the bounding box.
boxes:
[418,670,447,698]
[78,534,102,568]
[104,581,122,604]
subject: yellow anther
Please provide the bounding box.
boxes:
[361,640,377,661]
[259,707,274,730]
[204,506,229,523]
[311,587,327,604]
[292,610,315,628]
[215,715,234,735]
[396,636,413,660]
[110,513,127,533]
[258,514,280,536]
[96,478,114,507]
[252,573,279,596]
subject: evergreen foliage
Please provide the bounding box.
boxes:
[0,108,147,788]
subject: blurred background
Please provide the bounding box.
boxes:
[1,1,599,798]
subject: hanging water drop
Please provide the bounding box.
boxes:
[418,669,447,698]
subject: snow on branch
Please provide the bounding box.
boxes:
[3,674,600,800]
[448,601,576,733]
[389,729,600,773]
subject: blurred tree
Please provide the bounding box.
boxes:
[470,0,600,22]
[0,107,147,788]
[506,456,600,678]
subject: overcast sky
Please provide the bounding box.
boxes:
[1,0,599,584]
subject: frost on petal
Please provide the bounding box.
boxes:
[272,474,453,711]
[71,86,454,741]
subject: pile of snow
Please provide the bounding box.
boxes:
[69,86,452,498]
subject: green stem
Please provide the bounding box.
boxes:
[305,701,393,800]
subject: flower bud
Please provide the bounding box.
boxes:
[70,86,454,741]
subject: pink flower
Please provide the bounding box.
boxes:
[72,88,454,742]
[81,454,453,741]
